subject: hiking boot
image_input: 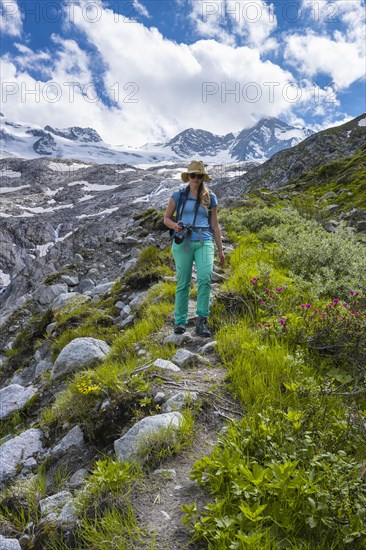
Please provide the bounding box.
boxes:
[174,324,186,334]
[196,316,211,337]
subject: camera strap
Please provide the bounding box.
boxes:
[183,192,200,250]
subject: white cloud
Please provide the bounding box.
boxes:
[284,0,366,87]
[0,0,22,36]
[132,0,151,19]
[284,32,365,88]
[187,0,278,51]
[0,0,353,146]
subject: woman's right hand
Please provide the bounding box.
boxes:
[174,221,183,232]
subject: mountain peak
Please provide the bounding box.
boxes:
[44,125,103,143]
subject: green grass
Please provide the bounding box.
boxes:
[186,201,366,549]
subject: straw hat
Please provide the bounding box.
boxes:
[181,160,211,183]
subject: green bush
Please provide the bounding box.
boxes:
[187,404,366,549]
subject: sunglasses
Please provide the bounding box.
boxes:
[189,173,204,180]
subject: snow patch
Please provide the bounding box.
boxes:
[45,187,65,196]
[48,162,92,172]
[0,270,11,287]
[18,204,74,214]
[133,182,170,203]
[77,207,119,219]
[0,170,22,178]
[68,180,120,191]
[78,194,95,202]
[274,128,304,141]
[0,185,30,194]
[36,243,54,257]
[0,212,34,218]
[358,117,366,127]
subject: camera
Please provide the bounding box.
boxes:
[174,224,192,244]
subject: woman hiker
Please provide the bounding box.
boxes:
[164,160,225,337]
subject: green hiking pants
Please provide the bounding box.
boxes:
[172,240,215,325]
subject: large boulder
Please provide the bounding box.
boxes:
[0,535,21,549]
[51,337,110,379]
[33,283,68,306]
[114,412,183,463]
[0,384,38,420]
[0,428,44,485]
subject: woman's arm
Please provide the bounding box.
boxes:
[210,207,225,265]
[164,197,183,232]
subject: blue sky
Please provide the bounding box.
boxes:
[1,0,365,145]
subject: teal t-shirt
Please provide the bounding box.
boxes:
[172,189,218,241]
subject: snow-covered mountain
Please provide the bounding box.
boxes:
[229,117,314,160]
[163,118,314,162]
[0,113,313,164]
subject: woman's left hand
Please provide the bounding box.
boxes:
[219,251,225,266]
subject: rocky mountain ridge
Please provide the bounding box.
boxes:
[238,113,366,191]
[1,113,313,163]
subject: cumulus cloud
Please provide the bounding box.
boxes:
[284,32,365,89]
[0,0,356,146]
[285,0,365,88]
[0,0,22,36]
[188,0,278,52]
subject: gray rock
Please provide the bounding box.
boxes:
[0,428,44,484]
[120,304,132,319]
[50,425,84,458]
[161,391,198,412]
[33,283,68,306]
[67,468,88,489]
[326,204,339,213]
[163,333,193,345]
[114,412,183,463]
[78,278,95,293]
[115,300,125,310]
[51,337,110,379]
[74,254,84,264]
[0,384,38,419]
[123,258,138,272]
[57,500,78,527]
[46,322,57,336]
[171,348,201,368]
[324,223,338,233]
[199,340,218,354]
[39,491,73,522]
[61,275,79,286]
[0,535,22,549]
[153,358,181,372]
[22,457,38,473]
[121,314,135,327]
[35,359,53,378]
[122,236,139,244]
[89,281,114,296]
[129,291,149,310]
[154,392,166,404]
[52,292,83,309]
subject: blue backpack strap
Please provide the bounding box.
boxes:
[169,186,190,239]
[176,185,190,220]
